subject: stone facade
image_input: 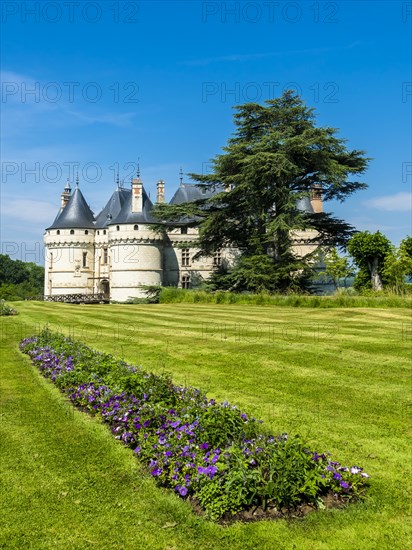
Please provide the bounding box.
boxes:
[44,178,321,302]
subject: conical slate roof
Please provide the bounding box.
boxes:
[95,187,131,228]
[47,187,95,230]
[169,183,216,205]
[109,186,157,225]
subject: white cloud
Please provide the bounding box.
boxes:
[365,192,412,211]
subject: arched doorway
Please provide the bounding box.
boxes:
[101,280,110,300]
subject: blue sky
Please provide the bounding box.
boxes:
[1,0,411,264]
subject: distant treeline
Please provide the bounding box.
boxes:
[0,254,44,300]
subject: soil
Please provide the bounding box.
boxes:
[188,493,347,525]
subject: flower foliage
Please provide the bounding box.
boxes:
[20,330,370,520]
[0,299,18,316]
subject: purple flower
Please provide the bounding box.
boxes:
[200,442,209,450]
[134,446,141,454]
[340,481,349,489]
[151,468,163,476]
[178,485,187,496]
[333,473,342,481]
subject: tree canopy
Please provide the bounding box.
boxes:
[154,91,370,291]
[347,231,392,291]
[0,255,44,300]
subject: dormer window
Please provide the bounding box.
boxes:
[181,227,187,234]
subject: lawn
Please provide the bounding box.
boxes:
[0,302,410,549]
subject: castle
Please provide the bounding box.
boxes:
[44,173,322,302]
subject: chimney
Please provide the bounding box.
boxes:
[311,185,323,213]
[132,177,143,212]
[156,179,165,203]
[60,178,72,209]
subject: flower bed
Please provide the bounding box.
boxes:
[19,329,370,522]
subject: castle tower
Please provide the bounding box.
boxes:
[107,173,163,301]
[44,181,95,297]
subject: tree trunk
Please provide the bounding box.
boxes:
[369,257,383,291]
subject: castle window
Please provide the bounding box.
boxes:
[134,225,139,230]
[116,225,120,231]
[213,250,222,267]
[85,230,89,235]
[182,275,191,289]
[82,252,87,268]
[97,230,100,235]
[181,248,190,267]
[103,248,108,264]
[56,230,60,235]
[103,230,106,235]
[181,227,187,234]
[50,252,53,270]
[70,230,74,235]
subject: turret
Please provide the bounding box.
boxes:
[60,178,72,209]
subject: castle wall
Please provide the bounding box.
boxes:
[163,228,239,288]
